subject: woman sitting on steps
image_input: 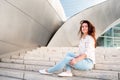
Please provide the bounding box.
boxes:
[39,20,96,77]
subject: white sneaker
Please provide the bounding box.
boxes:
[58,72,73,77]
[39,69,52,75]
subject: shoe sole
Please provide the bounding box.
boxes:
[39,70,52,75]
[58,75,73,77]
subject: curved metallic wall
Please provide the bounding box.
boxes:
[0,0,64,55]
[48,0,120,47]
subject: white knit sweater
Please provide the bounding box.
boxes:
[78,35,95,64]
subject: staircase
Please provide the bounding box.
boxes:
[0,47,120,80]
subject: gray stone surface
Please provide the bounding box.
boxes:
[119,72,120,80]
[11,55,24,59]
[25,65,49,72]
[73,70,119,80]
[24,60,55,66]
[95,60,120,64]
[1,58,23,64]
[24,71,99,80]
[0,68,24,79]
[24,56,49,61]
[0,62,25,70]
[95,64,120,71]
[0,76,22,80]
[0,0,64,55]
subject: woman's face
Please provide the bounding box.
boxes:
[81,23,88,34]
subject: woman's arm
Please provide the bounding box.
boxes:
[70,36,95,65]
[70,54,87,65]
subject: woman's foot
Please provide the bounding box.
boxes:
[39,69,52,75]
[58,71,73,77]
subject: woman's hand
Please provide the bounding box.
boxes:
[70,54,86,66]
[70,58,77,65]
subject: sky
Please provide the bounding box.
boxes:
[60,0,106,18]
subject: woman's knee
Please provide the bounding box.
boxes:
[77,65,93,70]
[83,65,93,70]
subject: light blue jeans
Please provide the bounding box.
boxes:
[48,52,94,73]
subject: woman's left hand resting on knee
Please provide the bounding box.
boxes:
[70,54,87,65]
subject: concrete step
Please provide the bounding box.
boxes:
[0,47,120,80]
[0,57,55,66]
[24,60,55,66]
[95,47,120,55]
[0,68,119,80]
[95,53,120,61]
[4,47,119,63]
[24,50,64,60]
[0,68,24,79]
[40,47,79,53]
[1,58,24,64]
[1,57,120,72]
[95,64,120,71]
[0,62,25,70]
[96,60,120,64]
[0,62,52,72]
[0,62,63,73]
[73,69,119,80]
[0,76,22,80]
[23,55,62,62]
[3,53,120,65]
[10,47,118,56]
[10,54,25,59]
[24,71,99,80]
[24,47,79,57]
[0,60,120,71]
[2,52,63,62]
[3,56,120,65]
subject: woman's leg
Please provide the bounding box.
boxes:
[65,64,72,71]
[73,58,94,71]
[65,52,77,71]
[65,52,76,57]
[48,52,76,73]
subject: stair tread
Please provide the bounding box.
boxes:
[0,68,117,80]
[0,76,22,80]
[1,61,120,71]
[0,47,120,80]
[0,67,119,80]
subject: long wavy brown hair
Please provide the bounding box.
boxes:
[78,20,96,48]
